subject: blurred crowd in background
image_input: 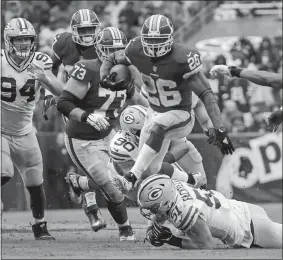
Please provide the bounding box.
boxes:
[1,0,282,209]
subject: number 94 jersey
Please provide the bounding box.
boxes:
[168,180,253,248]
[1,50,53,136]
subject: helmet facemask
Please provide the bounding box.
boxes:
[9,36,36,59]
[72,25,100,46]
[96,44,125,61]
[141,34,173,58]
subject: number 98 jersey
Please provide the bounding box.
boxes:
[1,50,53,136]
[168,180,253,248]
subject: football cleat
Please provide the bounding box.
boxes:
[119,225,136,241]
[82,193,107,232]
[65,172,83,204]
[32,221,55,240]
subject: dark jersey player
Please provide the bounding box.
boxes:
[100,14,235,192]
[57,27,146,241]
[43,9,99,119]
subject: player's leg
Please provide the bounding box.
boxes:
[65,134,135,240]
[11,131,54,240]
[64,135,107,232]
[1,134,14,186]
[169,138,207,188]
[130,109,193,182]
[248,203,282,248]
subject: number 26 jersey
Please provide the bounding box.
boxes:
[1,49,53,136]
[168,180,253,248]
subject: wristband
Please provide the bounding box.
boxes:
[81,111,90,122]
[166,235,182,248]
[228,66,243,78]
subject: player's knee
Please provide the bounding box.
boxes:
[88,162,110,186]
[146,124,167,153]
[100,181,125,203]
[22,163,44,187]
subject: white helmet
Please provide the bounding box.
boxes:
[119,105,147,135]
[137,174,176,220]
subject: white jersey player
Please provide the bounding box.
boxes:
[138,174,282,249]
[1,18,62,240]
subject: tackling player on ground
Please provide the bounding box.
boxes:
[57,27,147,241]
[100,14,234,190]
[138,174,282,249]
[1,18,63,240]
[210,65,282,132]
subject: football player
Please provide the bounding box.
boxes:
[138,175,282,249]
[1,18,63,240]
[210,65,282,132]
[99,14,234,191]
[43,9,101,118]
[57,27,146,241]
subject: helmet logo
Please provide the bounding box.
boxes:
[123,114,135,124]
[148,188,163,201]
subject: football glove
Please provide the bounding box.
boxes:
[81,112,110,131]
[43,95,56,120]
[267,108,283,132]
[100,72,126,91]
[206,127,235,155]
[145,225,164,247]
[152,222,173,242]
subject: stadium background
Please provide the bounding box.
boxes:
[1,0,282,211]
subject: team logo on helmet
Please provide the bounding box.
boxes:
[148,188,163,201]
[123,113,135,124]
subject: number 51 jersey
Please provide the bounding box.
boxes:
[168,180,253,248]
[1,50,53,136]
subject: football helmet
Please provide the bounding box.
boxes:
[96,27,128,61]
[141,14,174,58]
[4,18,36,59]
[119,105,147,136]
[70,9,100,46]
[137,174,176,220]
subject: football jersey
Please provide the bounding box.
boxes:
[125,37,203,113]
[65,59,135,140]
[167,180,253,248]
[1,50,53,136]
[52,32,97,76]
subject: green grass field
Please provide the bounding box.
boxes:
[1,204,282,259]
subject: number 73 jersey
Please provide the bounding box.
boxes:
[1,50,53,136]
[168,180,253,248]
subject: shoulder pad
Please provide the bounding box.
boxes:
[33,52,53,70]
[52,32,72,60]
[172,44,203,79]
[69,59,98,82]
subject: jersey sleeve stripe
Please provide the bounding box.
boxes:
[180,208,199,232]
[183,65,203,79]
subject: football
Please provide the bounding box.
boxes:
[110,64,132,84]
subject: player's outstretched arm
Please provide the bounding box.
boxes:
[210,65,282,89]
[194,99,214,132]
[190,72,235,155]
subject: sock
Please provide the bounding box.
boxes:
[84,192,97,207]
[34,217,45,224]
[26,184,46,220]
[118,220,130,228]
[131,129,165,179]
[107,200,128,225]
[1,176,11,186]
[131,144,158,179]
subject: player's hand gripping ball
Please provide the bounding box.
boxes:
[100,64,134,91]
